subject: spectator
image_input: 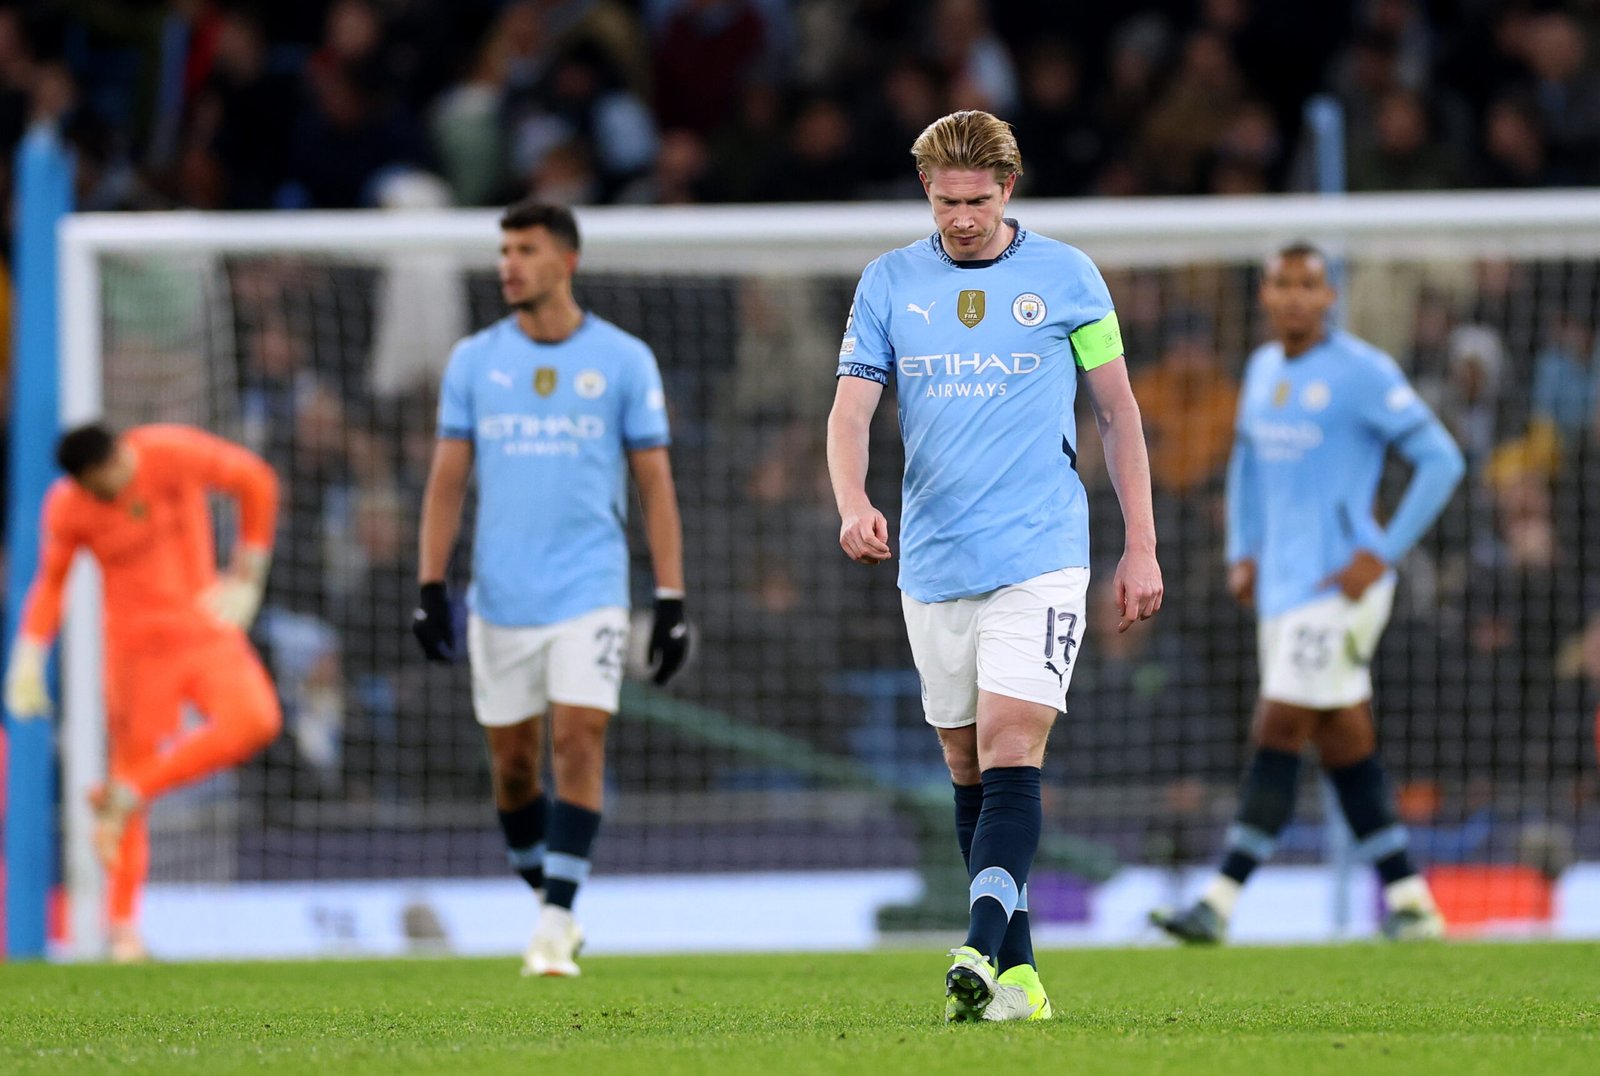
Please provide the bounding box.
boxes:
[1520,11,1600,186]
[506,41,657,201]
[281,64,424,208]
[1348,87,1463,191]
[428,35,508,206]
[857,57,947,198]
[652,0,766,137]
[924,0,1017,116]
[1012,40,1105,198]
[1474,94,1551,189]
[1418,325,1515,475]
[1135,29,1247,194]
[1206,100,1284,194]
[754,96,858,203]
[1130,313,1238,498]
[704,80,783,203]
[186,10,298,209]
[1530,311,1600,448]
[617,127,712,204]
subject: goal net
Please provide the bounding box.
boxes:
[54,192,1600,958]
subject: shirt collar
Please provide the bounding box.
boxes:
[928,218,1026,269]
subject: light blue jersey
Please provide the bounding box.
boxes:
[1227,329,1465,619]
[838,223,1123,602]
[438,314,670,626]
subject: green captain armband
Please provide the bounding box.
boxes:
[1070,310,1124,371]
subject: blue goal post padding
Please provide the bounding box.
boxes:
[5,124,73,959]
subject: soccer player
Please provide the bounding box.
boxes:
[1150,243,1466,945]
[413,199,690,978]
[827,110,1163,1021]
[4,423,282,962]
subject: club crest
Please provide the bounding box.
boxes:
[1012,292,1046,326]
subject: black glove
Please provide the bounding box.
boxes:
[412,581,459,663]
[648,595,691,686]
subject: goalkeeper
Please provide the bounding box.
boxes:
[5,423,282,962]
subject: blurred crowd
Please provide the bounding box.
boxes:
[0,0,1597,220]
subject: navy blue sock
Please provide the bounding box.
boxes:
[998,890,1036,972]
[953,782,983,866]
[954,781,1034,971]
[496,796,548,892]
[963,766,1041,963]
[1328,754,1418,885]
[1220,748,1301,885]
[544,800,602,910]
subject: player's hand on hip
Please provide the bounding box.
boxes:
[4,637,52,721]
[648,595,692,686]
[1324,548,1386,601]
[201,577,265,630]
[1114,547,1164,632]
[1227,558,1257,609]
[201,545,270,630]
[839,504,892,565]
[412,581,459,663]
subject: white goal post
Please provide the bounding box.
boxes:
[55,190,1600,960]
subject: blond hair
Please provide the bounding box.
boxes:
[910,110,1023,179]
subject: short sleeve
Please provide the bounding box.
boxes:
[623,345,671,450]
[1355,352,1435,443]
[438,342,474,440]
[1064,250,1119,370]
[837,259,892,386]
[1070,311,1123,371]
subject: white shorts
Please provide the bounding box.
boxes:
[902,567,1089,728]
[1258,579,1395,710]
[467,607,629,727]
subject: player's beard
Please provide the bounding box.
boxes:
[505,289,546,314]
[943,219,1003,259]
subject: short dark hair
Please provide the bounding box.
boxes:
[1275,240,1326,265]
[499,199,580,252]
[56,422,118,477]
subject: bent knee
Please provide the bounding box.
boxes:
[243,697,283,747]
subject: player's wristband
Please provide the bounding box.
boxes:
[655,587,686,600]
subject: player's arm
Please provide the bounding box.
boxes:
[630,445,691,685]
[827,375,891,565]
[629,447,685,593]
[204,436,279,628]
[150,426,280,627]
[1224,408,1261,608]
[1328,370,1466,600]
[5,491,80,719]
[1370,419,1465,565]
[1082,357,1163,630]
[829,266,894,566]
[414,341,479,662]
[413,436,473,662]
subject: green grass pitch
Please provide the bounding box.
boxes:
[2,942,1595,1074]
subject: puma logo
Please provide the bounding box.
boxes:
[488,370,513,389]
[1045,660,1065,687]
[906,301,935,325]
